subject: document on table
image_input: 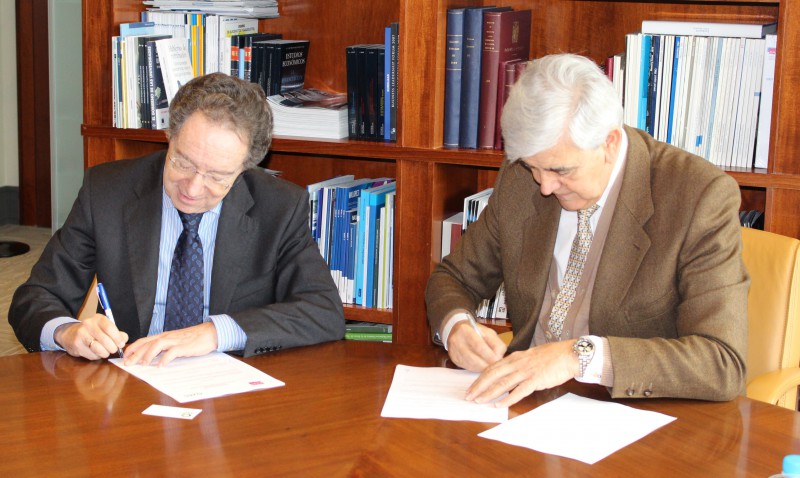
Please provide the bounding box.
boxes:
[478,393,676,464]
[381,364,508,423]
[110,352,284,403]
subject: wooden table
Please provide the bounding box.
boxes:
[2,341,798,476]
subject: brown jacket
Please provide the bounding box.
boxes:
[426,126,748,400]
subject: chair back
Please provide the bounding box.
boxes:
[741,227,800,407]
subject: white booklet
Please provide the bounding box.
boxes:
[110,351,284,403]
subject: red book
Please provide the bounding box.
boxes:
[494,58,524,149]
[477,9,531,150]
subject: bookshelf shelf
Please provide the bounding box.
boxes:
[82,0,800,346]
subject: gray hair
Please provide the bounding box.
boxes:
[166,73,273,169]
[501,54,623,161]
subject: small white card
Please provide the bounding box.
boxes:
[142,404,202,420]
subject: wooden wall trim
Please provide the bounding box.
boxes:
[16,0,50,227]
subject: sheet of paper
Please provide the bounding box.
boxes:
[478,392,676,464]
[381,364,508,423]
[110,352,284,403]
[142,404,202,420]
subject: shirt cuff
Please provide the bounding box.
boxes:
[208,314,247,352]
[575,335,605,384]
[41,317,81,351]
[440,310,474,351]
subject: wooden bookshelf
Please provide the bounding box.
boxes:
[82,0,800,346]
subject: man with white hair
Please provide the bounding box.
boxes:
[427,53,748,406]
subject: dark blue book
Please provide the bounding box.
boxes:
[443,8,465,148]
[384,26,392,140]
[389,22,399,141]
[458,6,511,148]
[646,34,661,136]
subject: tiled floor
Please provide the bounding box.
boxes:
[0,224,51,356]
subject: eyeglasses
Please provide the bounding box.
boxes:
[168,154,240,192]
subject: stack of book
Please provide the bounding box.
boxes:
[440,188,507,321]
[345,22,399,142]
[143,0,279,19]
[443,6,531,150]
[307,176,396,309]
[609,20,778,169]
[267,89,348,139]
[344,321,392,342]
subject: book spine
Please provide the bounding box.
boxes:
[458,8,486,149]
[384,26,392,140]
[365,46,380,139]
[344,332,392,341]
[754,34,776,169]
[443,9,465,148]
[230,34,240,77]
[146,42,159,129]
[389,22,399,142]
[377,47,386,139]
[477,12,502,149]
[477,10,531,149]
[346,45,359,138]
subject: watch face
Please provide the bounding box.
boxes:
[575,338,594,355]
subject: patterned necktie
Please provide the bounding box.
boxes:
[548,204,599,340]
[164,212,204,331]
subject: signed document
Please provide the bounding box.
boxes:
[381,365,508,423]
[110,352,284,403]
[479,393,676,464]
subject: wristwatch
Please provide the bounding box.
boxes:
[573,336,595,378]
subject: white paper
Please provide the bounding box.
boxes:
[380,365,508,423]
[142,404,202,420]
[110,352,284,403]
[478,393,676,464]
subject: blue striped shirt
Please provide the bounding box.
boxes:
[40,190,247,352]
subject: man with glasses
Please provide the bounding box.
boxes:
[9,73,345,365]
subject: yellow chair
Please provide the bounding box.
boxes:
[494,227,800,410]
[741,227,800,410]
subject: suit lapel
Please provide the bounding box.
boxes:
[592,127,654,327]
[209,174,256,314]
[124,155,165,337]
[512,174,561,348]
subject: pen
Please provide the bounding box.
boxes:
[96,282,124,358]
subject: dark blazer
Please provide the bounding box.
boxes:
[426,126,749,400]
[9,151,345,355]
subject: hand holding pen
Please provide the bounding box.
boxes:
[96,282,125,359]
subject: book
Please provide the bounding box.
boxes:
[443,8,466,148]
[494,58,524,149]
[459,6,511,149]
[267,88,348,140]
[754,34,776,169]
[345,44,362,138]
[440,211,464,261]
[477,9,531,149]
[388,22,399,142]
[641,20,777,39]
[344,332,393,342]
[345,321,393,334]
[155,37,196,104]
[384,25,392,140]
[267,39,310,94]
[364,45,382,139]
[145,39,170,129]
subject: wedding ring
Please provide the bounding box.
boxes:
[88,338,96,348]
